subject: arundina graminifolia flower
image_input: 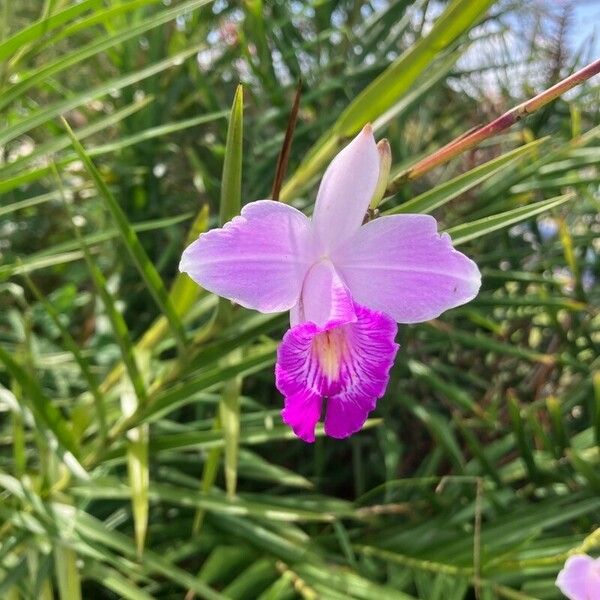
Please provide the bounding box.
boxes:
[180,125,481,442]
[556,555,600,600]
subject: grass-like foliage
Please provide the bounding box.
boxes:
[0,1,598,598]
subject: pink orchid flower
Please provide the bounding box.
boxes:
[556,555,600,600]
[180,125,481,442]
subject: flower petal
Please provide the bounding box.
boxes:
[556,555,597,600]
[276,301,398,442]
[324,303,398,439]
[312,125,380,251]
[276,321,323,442]
[331,214,481,323]
[180,200,315,313]
[295,260,356,328]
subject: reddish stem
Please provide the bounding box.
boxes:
[388,58,600,192]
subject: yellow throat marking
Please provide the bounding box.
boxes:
[314,329,346,381]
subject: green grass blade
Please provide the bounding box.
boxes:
[121,351,150,557]
[0,96,153,181]
[335,0,495,136]
[213,85,244,498]
[216,84,244,326]
[63,119,188,351]
[23,274,107,442]
[0,43,203,147]
[54,546,82,600]
[447,193,575,245]
[85,562,155,600]
[281,0,495,199]
[220,354,243,499]
[62,187,148,407]
[385,139,546,215]
[0,346,86,479]
[0,0,212,111]
[0,0,102,62]
[70,508,226,600]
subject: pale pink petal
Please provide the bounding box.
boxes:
[589,560,600,599]
[331,214,481,323]
[289,302,301,328]
[179,200,315,313]
[312,125,380,252]
[276,301,398,442]
[556,555,599,600]
[295,260,356,328]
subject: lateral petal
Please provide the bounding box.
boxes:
[555,555,597,600]
[180,200,315,313]
[312,125,380,251]
[332,214,481,323]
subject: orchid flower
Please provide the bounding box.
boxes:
[556,555,600,600]
[180,125,481,442]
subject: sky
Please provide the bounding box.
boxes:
[554,0,600,59]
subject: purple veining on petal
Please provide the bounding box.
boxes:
[323,302,398,438]
[276,321,323,442]
[179,200,315,313]
[276,301,399,442]
[180,126,482,444]
[331,213,481,323]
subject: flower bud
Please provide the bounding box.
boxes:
[369,138,391,210]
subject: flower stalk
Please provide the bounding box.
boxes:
[387,58,600,193]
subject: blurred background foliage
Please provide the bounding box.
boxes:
[0,0,599,598]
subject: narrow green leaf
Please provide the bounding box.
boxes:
[97,205,211,399]
[69,507,226,600]
[507,394,539,482]
[192,416,222,535]
[85,562,155,600]
[23,273,107,442]
[0,346,85,478]
[139,345,276,426]
[220,351,243,499]
[407,360,479,415]
[447,193,575,245]
[0,0,102,62]
[0,96,154,181]
[238,449,313,489]
[373,49,462,135]
[214,84,244,498]
[337,0,494,134]
[566,449,600,493]
[1,212,193,281]
[62,185,148,406]
[38,212,193,258]
[546,396,568,458]
[281,0,494,198]
[63,119,188,351]
[71,480,353,521]
[54,546,82,600]
[385,139,546,215]
[0,0,172,110]
[121,350,150,557]
[0,44,203,148]
[410,404,466,472]
[216,83,244,314]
